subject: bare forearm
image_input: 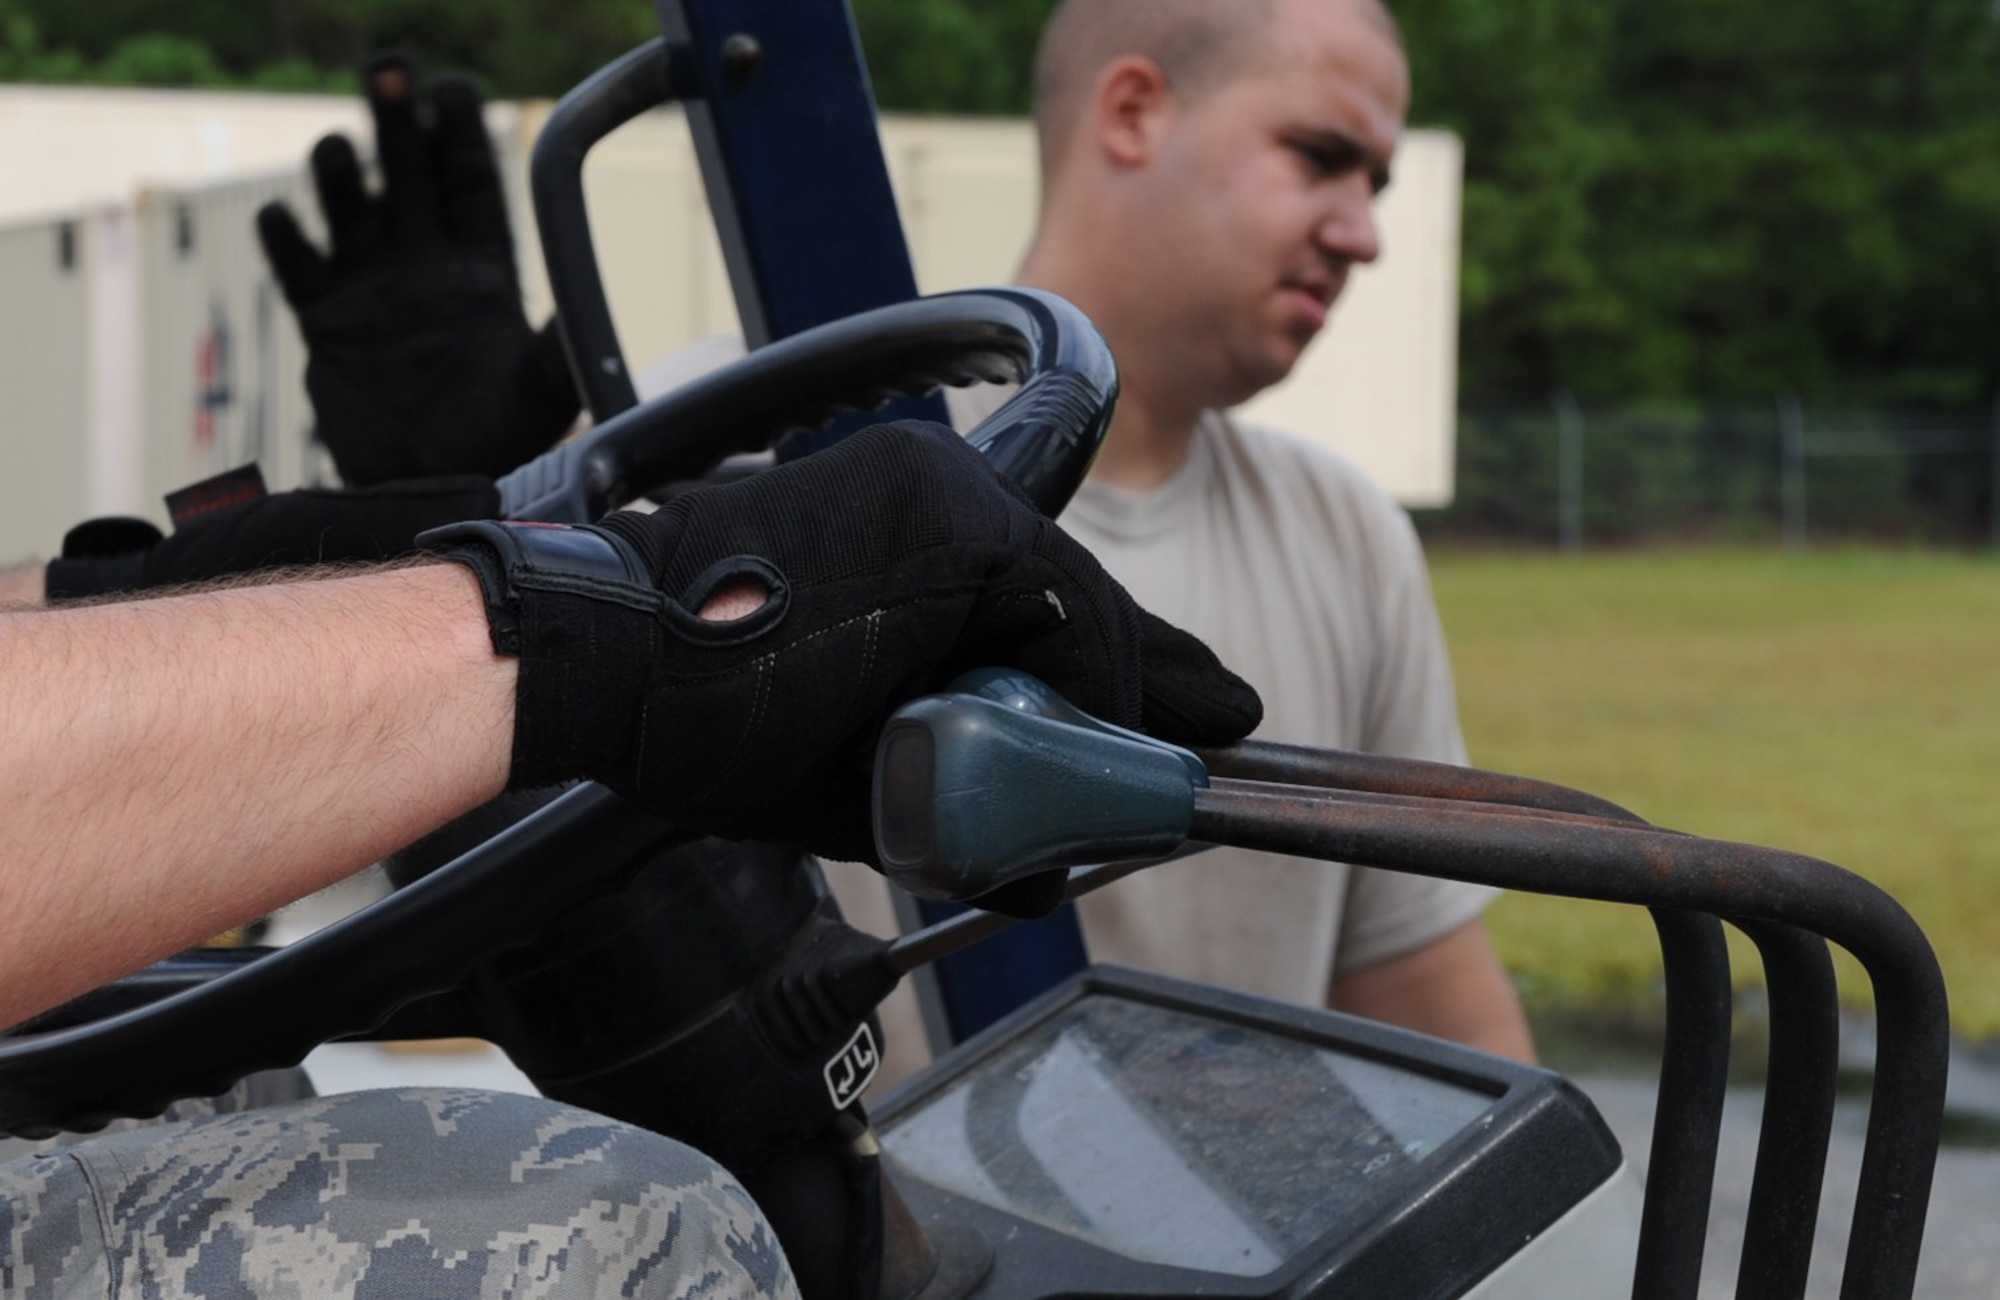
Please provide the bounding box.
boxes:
[1328,920,1538,1063]
[0,564,514,1026]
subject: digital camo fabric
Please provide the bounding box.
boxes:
[0,1087,799,1300]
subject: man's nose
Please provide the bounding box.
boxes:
[1316,181,1382,265]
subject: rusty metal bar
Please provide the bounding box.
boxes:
[1732,918,1840,1299]
[1198,742,1740,1300]
[1188,780,1946,1300]
[1634,909,1731,1300]
[1194,739,1642,822]
[886,738,1878,1297]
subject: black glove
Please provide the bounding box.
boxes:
[423,422,1261,890]
[256,57,580,486]
[46,478,500,600]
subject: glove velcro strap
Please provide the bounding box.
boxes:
[417,519,656,654]
[418,519,661,790]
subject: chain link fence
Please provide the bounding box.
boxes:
[1415,397,2000,549]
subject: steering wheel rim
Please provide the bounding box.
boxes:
[499,287,1117,523]
[0,287,1117,1138]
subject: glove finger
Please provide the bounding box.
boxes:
[458,320,583,478]
[367,55,443,244]
[310,133,376,263]
[975,540,1145,731]
[429,73,511,251]
[511,318,584,437]
[532,316,582,400]
[853,427,1144,729]
[1135,607,1263,744]
[255,201,330,308]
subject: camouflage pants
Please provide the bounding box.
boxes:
[0,1088,800,1300]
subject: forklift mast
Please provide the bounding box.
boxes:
[527,0,1092,1047]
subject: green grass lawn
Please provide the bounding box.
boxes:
[1427,546,2000,1039]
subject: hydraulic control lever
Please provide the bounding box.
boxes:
[872,672,1206,903]
[869,675,1948,1300]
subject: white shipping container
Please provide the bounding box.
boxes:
[0,89,1459,570]
[0,103,532,562]
[0,86,367,226]
[0,214,91,564]
[121,103,531,524]
[134,173,323,515]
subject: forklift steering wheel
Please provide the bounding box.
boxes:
[0,287,1117,1138]
[500,287,1116,523]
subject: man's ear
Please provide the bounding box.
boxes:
[1091,55,1175,167]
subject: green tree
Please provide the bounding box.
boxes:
[1402,0,2000,407]
[850,0,1055,115]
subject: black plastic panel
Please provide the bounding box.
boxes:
[872,966,1624,1300]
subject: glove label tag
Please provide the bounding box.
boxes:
[165,463,268,528]
[822,1022,881,1111]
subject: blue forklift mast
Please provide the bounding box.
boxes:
[539,0,1091,1048]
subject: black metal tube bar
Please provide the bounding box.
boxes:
[1633,909,1732,1300]
[1732,918,1840,1299]
[529,38,674,420]
[885,845,1216,974]
[886,899,1018,975]
[1187,782,1947,1300]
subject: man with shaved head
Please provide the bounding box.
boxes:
[893,0,1538,1062]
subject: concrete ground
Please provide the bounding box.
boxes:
[1580,1074,2000,1298]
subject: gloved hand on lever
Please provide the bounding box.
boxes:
[257,56,580,486]
[424,421,1262,913]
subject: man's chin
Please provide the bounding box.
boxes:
[1198,329,1317,410]
[1236,340,1314,402]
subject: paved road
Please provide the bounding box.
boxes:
[1578,1074,2000,1298]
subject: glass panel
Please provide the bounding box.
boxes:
[881,994,1497,1278]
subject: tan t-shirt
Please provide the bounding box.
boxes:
[824,405,1495,1082]
[1054,411,1494,997]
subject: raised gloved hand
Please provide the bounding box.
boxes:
[46,478,500,600]
[423,422,1261,906]
[256,57,579,486]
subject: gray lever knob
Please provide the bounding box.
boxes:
[872,687,1202,900]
